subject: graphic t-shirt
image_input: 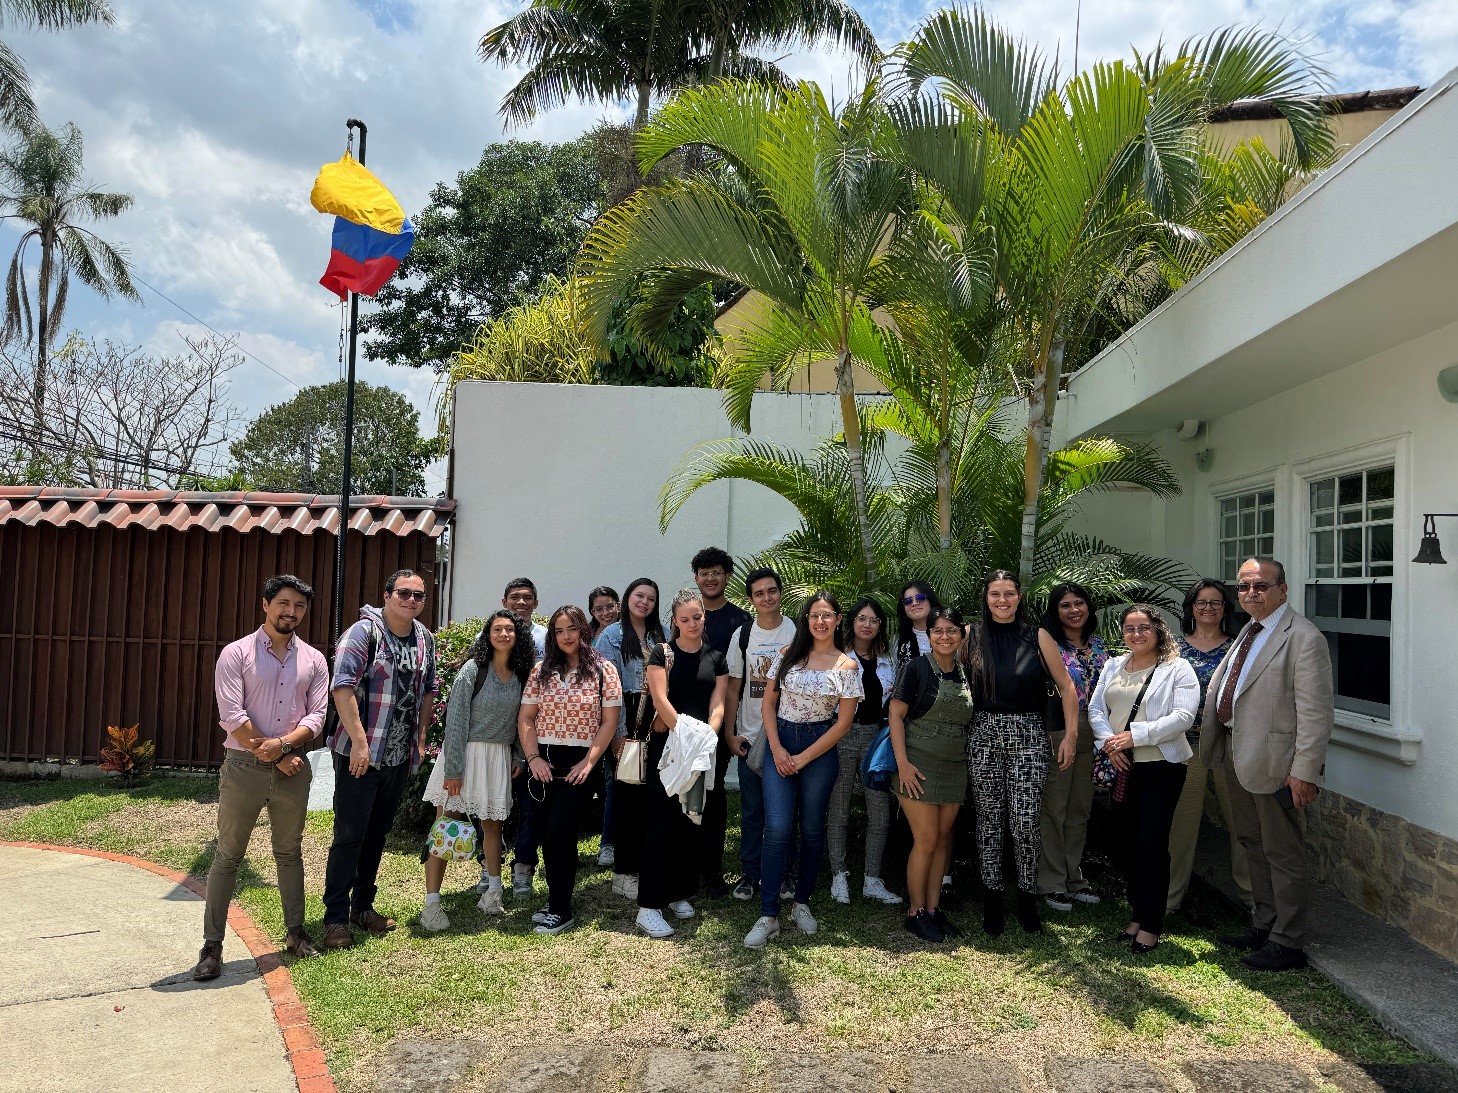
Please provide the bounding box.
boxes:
[381,628,419,767]
[725,618,798,743]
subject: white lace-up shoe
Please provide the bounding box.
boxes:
[790,902,818,934]
[477,888,504,915]
[636,907,675,938]
[863,877,903,904]
[830,872,850,904]
[419,901,450,932]
[668,899,695,919]
[743,916,781,949]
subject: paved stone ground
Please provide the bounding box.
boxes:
[372,1042,1458,1093]
[0,846,297,1093]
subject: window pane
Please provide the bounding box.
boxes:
[1313,511,1334,528]
[1258,490,1275,507]
[1308,584,1340,617]
[1340,584,1368,619]
[1312,530,1334,576]
[1339,507,1364,525]
[1223,514,1238,539]
[1368,467,1394,502]
[1331,631,1391,708]
[1339,474,1363,507]
[1371,583,1393,621]
[1241,510,1256,536]
[1368,523,1393,567]
[1260,509,1275,534]
[1370,503,1394,522]
[1221,498,1236,516]
[1340,527,1363,569]
[1258,534,1275,556]
[1312,479,1335,512]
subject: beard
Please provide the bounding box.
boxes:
[274,618,298,632]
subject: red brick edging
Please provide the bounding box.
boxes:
[3,841,336,1093]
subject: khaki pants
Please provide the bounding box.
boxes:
[204,750,311,942]
[1037,716,1094,895]
[1166,744,1251,911]
[1224,756,1309,949]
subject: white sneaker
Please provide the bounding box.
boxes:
[636,907,675,938]
[743,916,780,949]
[1070,888,1102,905]
[611,873,639,899]
[830,872,850,904]
[668,899,695,919]
[477,888,504,915]
[512,863,534,898]
[790,902,817,935]
[474,873,492,894]
[531,907,550,924]
[597,843,615,867]
[863,877,903,904]
[419,900,450,932]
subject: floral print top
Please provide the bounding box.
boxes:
[1177,635,1232,742]
[769,654,865,724]
[1056,634,1111,711]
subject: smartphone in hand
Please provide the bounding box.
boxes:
[1273,783,1295,810]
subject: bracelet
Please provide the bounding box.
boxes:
[525,753,542,762]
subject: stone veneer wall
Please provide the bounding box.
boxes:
[1306,789,1458,962]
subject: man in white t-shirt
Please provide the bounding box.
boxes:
[724,567,798,901]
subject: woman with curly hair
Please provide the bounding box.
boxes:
[519,605,623,935]
[420,611,536,930]
[1089,605,1199,954]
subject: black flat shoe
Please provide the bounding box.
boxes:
[1014,891,1043,934]
[1131,936,1161,954]
[929,909,962,938]
[982,889,1005,937]
[905,909,945,942]
[1110,929,1139,944]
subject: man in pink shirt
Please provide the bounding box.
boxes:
[194,575,330,981]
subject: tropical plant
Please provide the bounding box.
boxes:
[479,0,877,130]
[98,723,154,786]
[894,8,1333,582]
[0,1,113,134]
[0,119,139,408]
[579,79,916,587]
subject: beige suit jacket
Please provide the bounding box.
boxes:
[1198,606,1334,795]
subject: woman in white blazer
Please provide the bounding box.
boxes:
[1089,605,1199,954]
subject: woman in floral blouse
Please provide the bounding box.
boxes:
[743,592,863,949]
[1037,582,1110,911]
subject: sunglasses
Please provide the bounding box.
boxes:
[902,593,928,606]
[392,589,427,602]
[1235,582,1274,594]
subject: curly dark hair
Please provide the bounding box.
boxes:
[1120,604,1179,662]
[776,591,845,682]
[1181,578,1238,638]
[691,546,733,573]
[463,610,536,684]
[1042,581,1097,646]
[538,605,604,685]
[895,580,943,663]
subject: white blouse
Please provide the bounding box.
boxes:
[770,654,864,723]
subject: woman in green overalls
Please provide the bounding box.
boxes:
[888,606,974,942]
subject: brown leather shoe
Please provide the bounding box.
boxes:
[193,940,223,981]
[349,908,397,934]
[321,923,355,950]
[285,929,320,959]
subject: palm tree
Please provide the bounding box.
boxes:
[479,0,877,130]
[578,79,914,585]
[0,1,113,134]
[895,8,1333,582]
[0,120,138,408]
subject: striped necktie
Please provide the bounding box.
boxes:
[1215,621,1264,726]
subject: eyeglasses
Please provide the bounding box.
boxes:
[1193,600,1225,610]
[854,614,880,625]
[902,593,928,605]
[591,603,618,614]
[929,627,962,639]
[1235,581,1274,594]
[1122,624,1154,635]
[807,613,838,623]
[392,589,427,602]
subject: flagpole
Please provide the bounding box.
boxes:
[332,116,367,652]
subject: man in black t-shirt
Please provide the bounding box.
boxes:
[691,546,750,896]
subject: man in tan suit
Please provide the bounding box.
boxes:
[1200,557,1333,971]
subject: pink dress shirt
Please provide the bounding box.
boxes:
[215,629,330,750]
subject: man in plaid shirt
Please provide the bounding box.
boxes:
[321,569,438,949]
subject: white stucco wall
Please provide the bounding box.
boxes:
[446,381,849,623]
[1073,319,1458,842]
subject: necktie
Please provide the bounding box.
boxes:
[1215,621,1264,726]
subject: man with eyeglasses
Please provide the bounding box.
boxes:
[1200,557,1333,972]
[321,569,439,949]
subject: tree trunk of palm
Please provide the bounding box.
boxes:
[33,236,56,412]
[835,348,878,585]
[635,81,652,130]
[1018,338,1064,584]
[937,438,952,552]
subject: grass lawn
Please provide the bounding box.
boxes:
[0,774,1438,1091]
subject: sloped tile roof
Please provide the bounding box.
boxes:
[0,487,454,538]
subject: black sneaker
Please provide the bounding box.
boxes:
[1240,940,1308,972]
[532,912,575,935]
[905,909,945,942]
[929,909,962,938]
[731,876,757,901]
[1044,892,1074,912]
[1218,926,1271,952]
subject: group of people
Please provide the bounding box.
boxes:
[192,547,1333,980]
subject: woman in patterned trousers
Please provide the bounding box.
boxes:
[965,571,1078,936]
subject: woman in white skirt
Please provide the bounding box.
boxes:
[420,610,535,929]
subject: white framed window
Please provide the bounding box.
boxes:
[1217,488,1276,582]
[1305,465,1394,720]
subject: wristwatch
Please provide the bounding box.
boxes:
[279,739,294,757]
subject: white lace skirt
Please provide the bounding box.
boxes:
[422,741,512,820]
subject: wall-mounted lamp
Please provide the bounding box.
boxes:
[1438,364,1458,404]
[1412,513,1458,564]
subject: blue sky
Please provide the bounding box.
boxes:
[11,0,1454,489]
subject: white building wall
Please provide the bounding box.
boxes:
[1073,318,1458,842]
[447,381,849,624]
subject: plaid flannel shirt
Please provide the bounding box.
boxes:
[330,605,438,769]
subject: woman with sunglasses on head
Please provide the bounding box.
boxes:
[825,598,901,906]
[966,570,1079,936]
[1167,579,1252,917]
[1089,605,1199,954]
[594,579,664,902]
[894,581,943,666]
[1036,582,1110,913]
[744,593,863,948]
[518,605,623,935]
[890,606,974,941]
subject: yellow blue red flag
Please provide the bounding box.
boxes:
[310,153,415,298]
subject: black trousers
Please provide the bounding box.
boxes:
[699,738,732,887]
[323,753,409,925]
[1118,759,1188,937]
[611,694,648,877]
[535,744,592,918]
[638,730,702,909]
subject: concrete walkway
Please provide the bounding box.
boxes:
[0,845,312,1093]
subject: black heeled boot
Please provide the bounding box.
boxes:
[1015,891,1043,934]
[982,888,1005,936]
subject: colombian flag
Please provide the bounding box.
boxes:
[310,153,415,299]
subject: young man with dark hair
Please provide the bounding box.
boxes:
[321,569,439,949]
[194,575,329,981]
[503,577,548,657]
[692,546,751,897]
[724,567,798,901]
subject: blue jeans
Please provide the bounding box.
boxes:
[737,756,764,884]
[761,718,839,917]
